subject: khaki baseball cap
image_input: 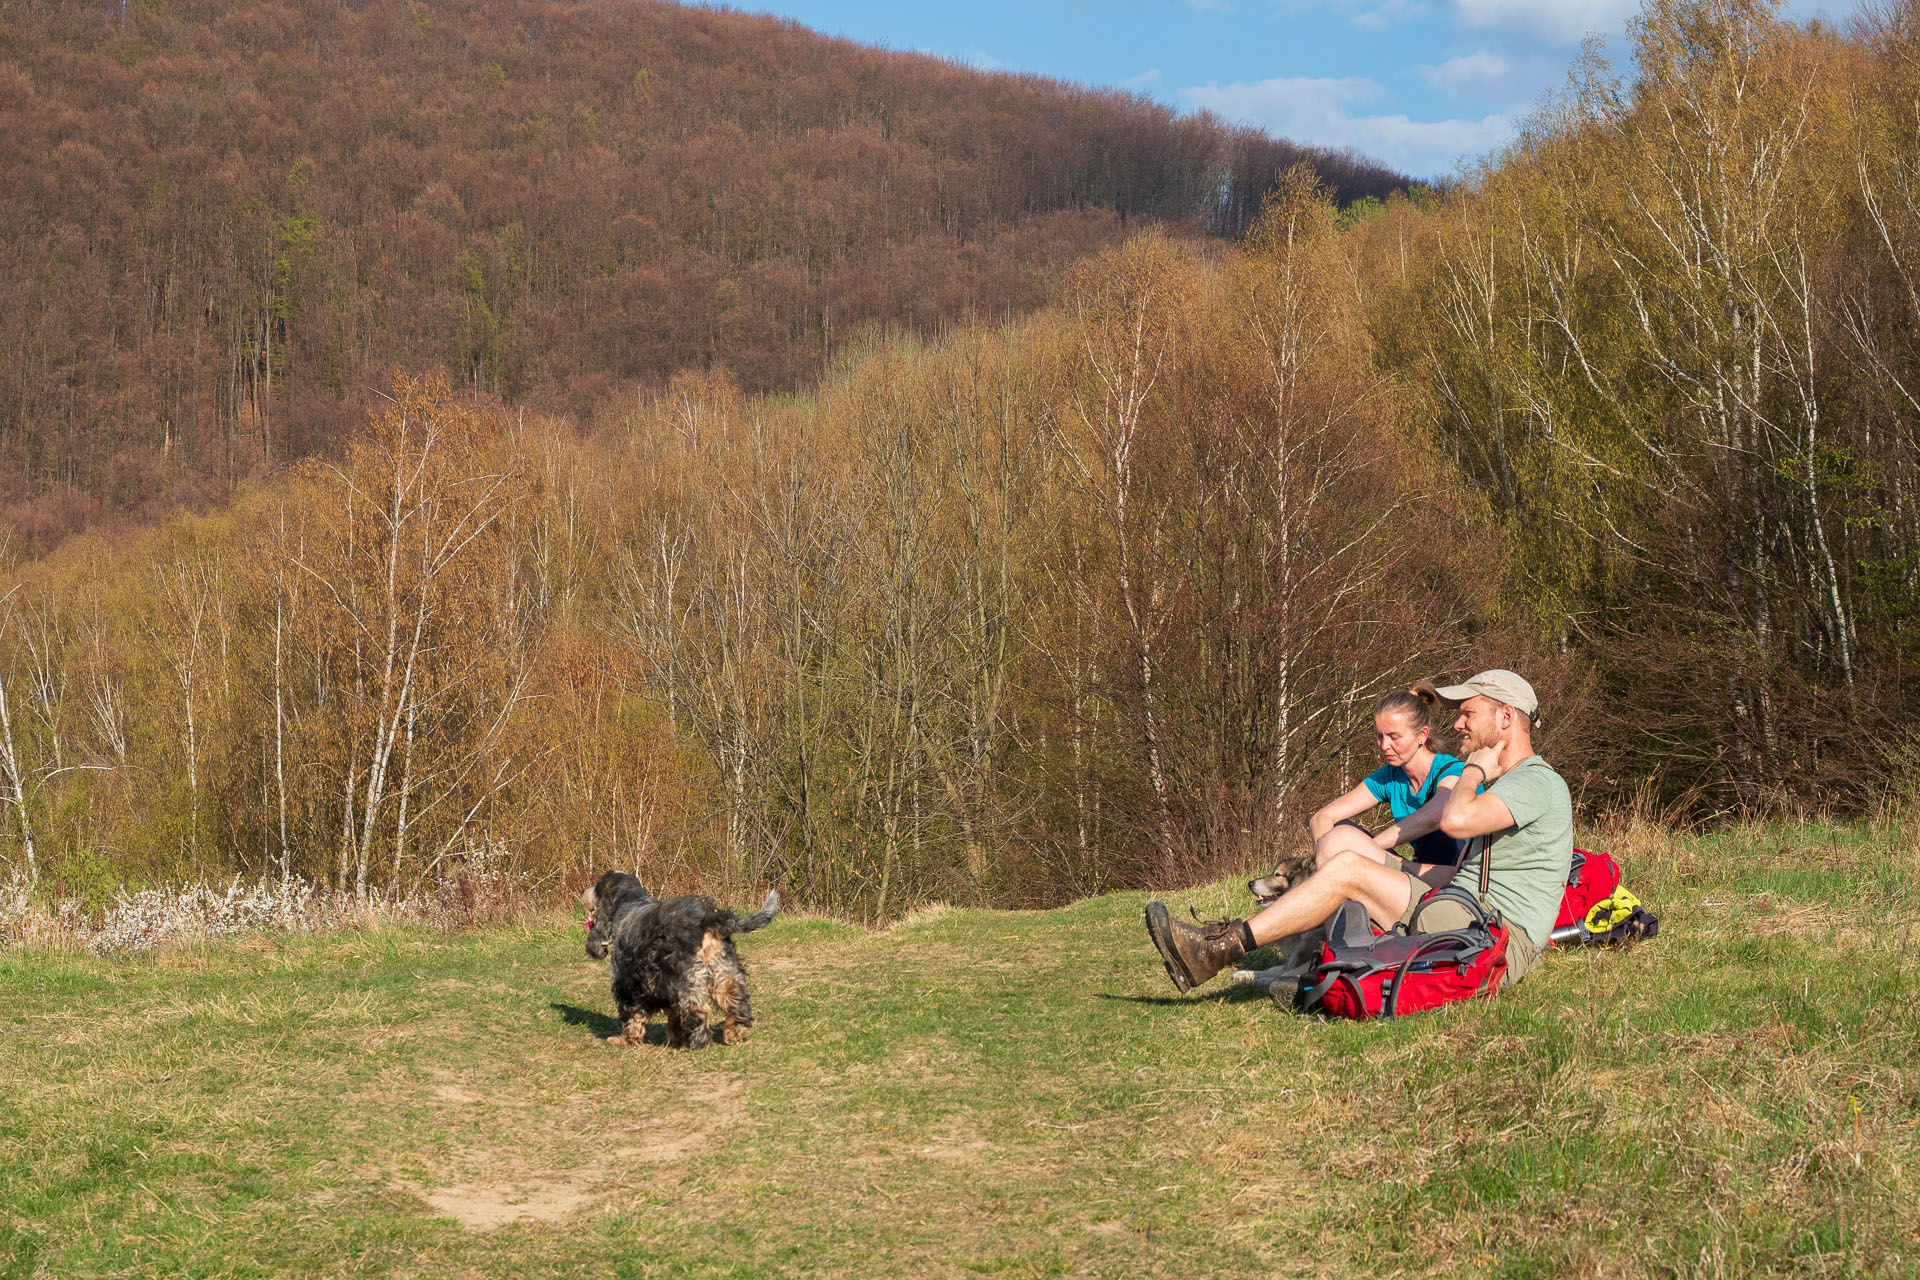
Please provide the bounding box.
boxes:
[1415,669,1541,724]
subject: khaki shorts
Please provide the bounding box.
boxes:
[1503,926,1541,984]
[1393,870,1427,929]
[1403,885,1543,986]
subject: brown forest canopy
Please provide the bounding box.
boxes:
[0,220,1498,917]
[0,0,1404,541]
[0,0,1909,921]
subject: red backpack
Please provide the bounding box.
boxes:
[1300,889,1509,1020]
[1550,846,1660,945]
[1300,845,1510,1021]
[1296,844,1652,1019]
[1554,848,1621,933]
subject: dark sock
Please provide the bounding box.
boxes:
[1237,921,1256,953]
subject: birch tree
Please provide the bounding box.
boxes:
[1046,234,1200,881]
[289,376,530,895]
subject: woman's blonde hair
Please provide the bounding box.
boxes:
[1372,688,1436,734]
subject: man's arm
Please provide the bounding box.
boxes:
[1373,775,1460,849]
[1438,753,1516,839]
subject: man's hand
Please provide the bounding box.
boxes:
[1441,749,1518,839]
[1464,744,1503,783]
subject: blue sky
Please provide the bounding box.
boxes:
[733,0,1843,181]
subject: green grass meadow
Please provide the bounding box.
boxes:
[2,818,1916,1278]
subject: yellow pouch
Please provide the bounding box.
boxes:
[1583,888,1642,934]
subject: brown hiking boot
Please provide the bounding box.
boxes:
[1191,911,1243,943]
[1144,902,1247,993]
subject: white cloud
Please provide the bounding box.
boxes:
[1448,0,1639,43]
[1346,111,1516,170]
[1352,0,1428,30]
[1121,67,1164,90]
[1422,48,1512,95]
[1179,75,1513,177]
[1182,75,1385,138]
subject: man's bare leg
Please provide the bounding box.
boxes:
[1312,822,1402,872]
[1146,852,1445,992]
[1247,851,1440,945]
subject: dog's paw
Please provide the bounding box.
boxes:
[1232,966,1290,987]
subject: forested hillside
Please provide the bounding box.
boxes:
[0,0,1401,543]
[0,0,1911,927]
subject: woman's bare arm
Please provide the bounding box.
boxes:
[1309,782,1382,841]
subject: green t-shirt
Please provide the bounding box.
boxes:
[1455,756,1572,950]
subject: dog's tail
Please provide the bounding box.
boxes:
[716,890,779,937]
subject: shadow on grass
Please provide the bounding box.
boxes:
[550,1001,626,1039]
[549,1002,676,1046]
[1095,985,1283,1007]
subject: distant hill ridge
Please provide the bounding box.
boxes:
[0,0,1404,540]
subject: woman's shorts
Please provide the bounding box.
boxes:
[1406,830,1466,866]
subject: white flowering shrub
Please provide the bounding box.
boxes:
[0,840,537,953]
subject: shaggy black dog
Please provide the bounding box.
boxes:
[582,872,778,1049]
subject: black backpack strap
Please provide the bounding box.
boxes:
[1383,934,1482,1018]
[1415,883,1493,931]
[1299,970,1339,1015]
[1300,970,1370,1021]
[1409,883,1507,952]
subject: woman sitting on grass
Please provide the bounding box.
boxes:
[1307,688,1467,872]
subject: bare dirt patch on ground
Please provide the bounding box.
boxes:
[372,1050,756,1232]
[602,1076,750,1164]
[396,1173,599,1231]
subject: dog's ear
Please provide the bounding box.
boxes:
[589,870,641,911]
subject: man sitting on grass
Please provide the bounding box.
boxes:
[1145,669,1573,992]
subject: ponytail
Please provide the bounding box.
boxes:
[1373,688,1432,732]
